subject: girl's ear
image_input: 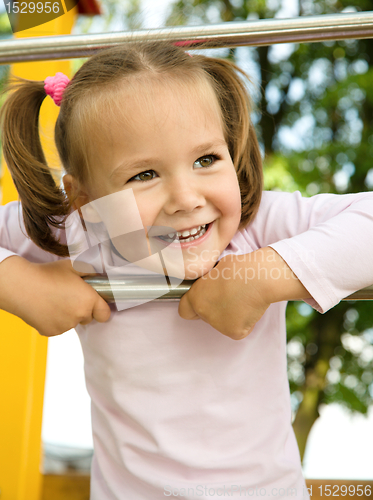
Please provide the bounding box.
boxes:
[62,174,102,223]
[63,174,90,210]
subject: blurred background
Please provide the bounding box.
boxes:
[0,0,372,482]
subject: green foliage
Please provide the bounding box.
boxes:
[0,12,12,35]
[0,12,11,178]
[75,0,143,33]
[263,154,303,193]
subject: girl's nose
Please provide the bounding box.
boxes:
[162,177,206,215]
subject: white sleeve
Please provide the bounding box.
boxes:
[0,201,60,264]
[246,190,373,313]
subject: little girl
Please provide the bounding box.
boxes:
[0,41,372,499]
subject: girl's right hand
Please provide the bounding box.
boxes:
[0,256,111,336]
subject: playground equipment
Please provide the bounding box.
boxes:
[0,11,372,63]
[84,276,373,302]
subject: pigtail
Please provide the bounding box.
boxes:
[0,77,71,256]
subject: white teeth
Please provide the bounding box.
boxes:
[160,223,209,242]
[183,227,207,242]
[176,224,206,238]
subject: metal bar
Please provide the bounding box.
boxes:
[84,276,373,303]
[0,11,373,64]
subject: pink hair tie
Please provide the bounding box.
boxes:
[44,72,70,106]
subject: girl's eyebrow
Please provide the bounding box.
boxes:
[109,139,228,180]
[190,139,227,156]
[109,158,156,180]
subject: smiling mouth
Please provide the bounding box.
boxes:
[157,223,210,243]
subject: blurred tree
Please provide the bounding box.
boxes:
[166,0,373,460]
[0,12,12,37]
[75,0,142,36]
[0,12,13,178]
[0,12,12,89]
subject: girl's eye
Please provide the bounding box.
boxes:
[130,170,156,182]
[194,155,218,168]
[128,155,219,182]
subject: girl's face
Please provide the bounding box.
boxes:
[69,77,242,280]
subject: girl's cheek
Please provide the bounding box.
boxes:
[220,176,241,213]
[130,192,152,224]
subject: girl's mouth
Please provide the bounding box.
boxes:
[155,222,213,248]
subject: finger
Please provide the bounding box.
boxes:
[78,296,110,326]
[79,313,93,326]
[92,296,111,323]
[178,292,200,320]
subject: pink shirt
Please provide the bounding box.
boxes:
[1,190,373,499]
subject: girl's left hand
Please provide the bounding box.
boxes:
[178,254,271,340]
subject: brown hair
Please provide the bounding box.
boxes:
[0,41,263,257]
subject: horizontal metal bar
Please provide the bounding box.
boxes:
[84,276,373,303]
[0,11,373,64]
